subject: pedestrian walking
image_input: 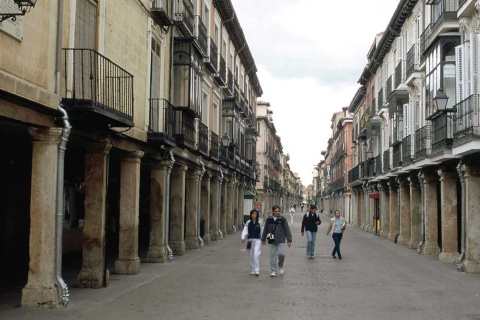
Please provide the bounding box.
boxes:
[289,204,295,224]
[241,209,263,276]
[326,209,346,259]
[301,204,321,259]
[261,205,292,277]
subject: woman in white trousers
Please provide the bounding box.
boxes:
[241,209,263,276]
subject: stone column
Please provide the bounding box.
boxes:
[115,151,143,274]
[77,141,112,288]
[185,168,201,249]
[422,171,441,255]
[379,182,390,238]
[201,172,211,244]
[397,177,411,245]
[388,180,399,241]
[226,178,235,234]
[146,159,169,263]
[220,177,228,236]
[209,174,220,241]
[356,188,363,228]
[409,175,421,249]
[461,164,480,273]
[169,164,187,255]
[438,169,458,263]
[22,128,62,308]
[362,185,368,229]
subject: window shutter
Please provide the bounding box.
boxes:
[456,44,464,103]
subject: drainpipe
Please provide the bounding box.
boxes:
[165,151,175,262]
[395,177,401,244]
[54,0,70,307]
[232,173,237,233]
[218,169,224,239]
[417,170,425,254]
[198,160,206,248]
[456,160,465,271]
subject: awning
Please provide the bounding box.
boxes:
[369,192,380,199]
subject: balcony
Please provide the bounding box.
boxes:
[431,115,454,154]
[420,0,459,56]
[209,131,220,161]
[377,88,384,110]
[402,134,413,166]
[383,149,391,173]
[453,94,480,152]
[147,98,177,148]
[173,0,194,37]
[198,121,208,156]
[395,60,404,89]
[386,76,393,98]
[375,154,382,176]
[214,55,227,86]
[174,107,196,149]
[348,164,360,185]
[151,0,173,26]
[225,68,234,96]
[406,44,420,81]
[204,38,218,73]
[62,48,134,128]
[392,143,402,169]
[415,125,432,160]
[194,15,208,56]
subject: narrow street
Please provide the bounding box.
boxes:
[2,210,480,320]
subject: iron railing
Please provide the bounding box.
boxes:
[406,44,420,79]
[148,98,176,141]
[194,15,208,55]
[454,94,480,144]
[383,149,390,173]
[392,143,402,168]
[198,121,208,155]
[62,48,134,122]
[402,134,413,166]
[415,125,431,159]
[210,131,219,160]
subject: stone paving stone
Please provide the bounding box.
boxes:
[1,212,480,320]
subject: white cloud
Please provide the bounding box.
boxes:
[231,0,400,183]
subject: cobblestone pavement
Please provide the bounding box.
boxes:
[2,211,480,320]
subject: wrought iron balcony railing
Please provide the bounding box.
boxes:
[209,131,219,161]
[386,75,393,98]
[432,115,454,153]
[151,0,173,26]
[402,134,413,166]
[392,143,402,168]
[194,15,208,56]
[214,55,227,86]
[383,149,390,173]
[406,44,420,79]
[415,125,431,160]
[454,94,480,145]
[175,107,196,148]
[62,48,134,127]
[205,37,218,73]
[173,0,194,36]
[395,60,404,89]
[148,98,177,145]
[198,121,208,156]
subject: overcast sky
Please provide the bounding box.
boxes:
[230,0,400,185]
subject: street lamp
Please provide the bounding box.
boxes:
[433,88,449,112]
[221,132,231,148]
[1,0,37,23]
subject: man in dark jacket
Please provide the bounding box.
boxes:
[261,205,292,277]
[301,204,321,259]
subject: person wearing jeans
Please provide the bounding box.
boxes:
[261,205,292,277]
[301,205,321,259]
[326,210,346,259]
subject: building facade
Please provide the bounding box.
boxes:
[0,0,306,309]
[319,0,480,274]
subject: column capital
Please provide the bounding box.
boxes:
[86,140,113,154]
[122,150,144,163]
[461,163,480,178]
[437,169,457,181]
[28,127,62,143]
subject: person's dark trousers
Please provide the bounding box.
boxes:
[332,233,343,258]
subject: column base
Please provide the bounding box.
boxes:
[388,232,397,241]
[397,236,411,246]
[169,241,185,255]
[203,234,211,244]
[185,236,199,249]
[209,231,219,241]
[422,243,441,256]
[146,246,167,263]
[21,285,59,308]
[463,260,480,274]
[77,268,109,288]
[439,252,458,264]
[115,257,141,274]
[379,229,389,238]
[408,239,420,249]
